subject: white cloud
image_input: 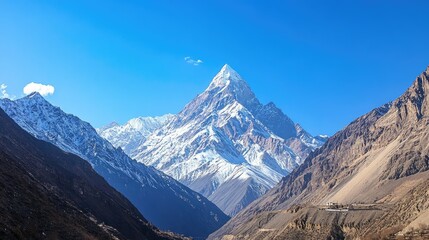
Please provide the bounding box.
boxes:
[0,84,10,99]
[23,82,55,96]
[184,56,203,66]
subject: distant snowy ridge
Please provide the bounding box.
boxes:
[98,114,174,155]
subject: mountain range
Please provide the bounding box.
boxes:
[209,67,429,239]
[0,93,229,239]
[3,63,427,240]
[100,64,326,216]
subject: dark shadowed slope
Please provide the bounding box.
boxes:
[210,67,429,240]
[0,108,183,240]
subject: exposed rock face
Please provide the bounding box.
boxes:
[0,94,229,239]
[0,108,183,240]
[210,67,429,239]
[132,64,325,216]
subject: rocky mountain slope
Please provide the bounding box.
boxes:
[131,64,325,216]
[98,114,174,155]
[209,67,429,239]
[0,107,183,240]
[0,94,228,239]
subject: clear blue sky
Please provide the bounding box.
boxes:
[1,0,428,135]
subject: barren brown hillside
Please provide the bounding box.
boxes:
[210,67,429,240]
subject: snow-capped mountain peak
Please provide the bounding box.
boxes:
[198,64,261,115]
[206,64,243,91]
[129,65,326,216]
[26,91,43,98]
[23,92,50,104]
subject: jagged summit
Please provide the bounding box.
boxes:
[388,66,429,122]
[219,64,239,76]
[206,64,246,91]
[25,92,45,100]
[265,101,277,108]
[201,64,261,111]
